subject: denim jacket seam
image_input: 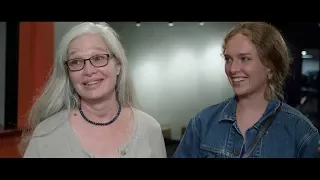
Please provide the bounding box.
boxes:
[281,108,305,120]
[297,130,318,157]
[191,116,201,142]
[281,108,317,131]
[219,98,234,121]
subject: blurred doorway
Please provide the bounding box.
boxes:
[298,49,320,129]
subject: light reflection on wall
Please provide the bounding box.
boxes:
[131,43,234,139]
[123,22,237,139]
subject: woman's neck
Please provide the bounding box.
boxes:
[80,91,119,121]
[237,92,268,114]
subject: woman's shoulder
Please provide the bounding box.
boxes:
[131,108,161,130]
[280,103,317,130]
[191,97,234,125]
[32,109,70,137]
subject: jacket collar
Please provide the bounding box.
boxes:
[219,95,282,130]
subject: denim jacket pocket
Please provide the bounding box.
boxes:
[199,144,235,158]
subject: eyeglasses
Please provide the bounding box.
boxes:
[65,54,114,71]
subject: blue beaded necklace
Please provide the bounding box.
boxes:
[79,101,122,126]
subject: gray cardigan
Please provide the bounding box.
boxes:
[24,108,167,158]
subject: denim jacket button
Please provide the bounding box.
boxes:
[234,149,239,156]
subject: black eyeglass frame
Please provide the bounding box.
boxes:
[65,53,114,72]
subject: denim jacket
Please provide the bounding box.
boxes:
[173,96,320,158]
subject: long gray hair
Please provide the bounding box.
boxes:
[19,22,136,154]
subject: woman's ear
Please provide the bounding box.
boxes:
[116,64,121,76]
[267,69,272,80]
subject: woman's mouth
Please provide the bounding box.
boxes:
[83,79,103,87]
[232,77,247,83]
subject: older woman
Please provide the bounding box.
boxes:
[20,22,167,158]
[173,22,320,158]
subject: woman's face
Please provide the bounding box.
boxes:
[67,33,121,102]
[224,33,269,98]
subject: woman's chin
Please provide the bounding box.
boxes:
[233,88,250,97]
[79,89,116,102]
